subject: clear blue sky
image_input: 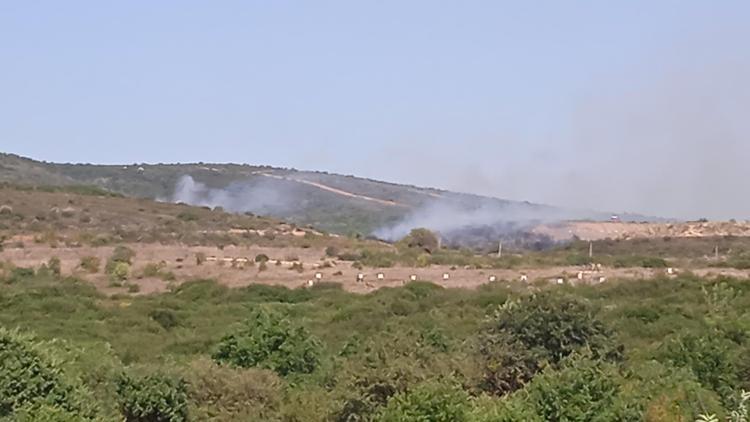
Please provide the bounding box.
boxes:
[1,1,749,218]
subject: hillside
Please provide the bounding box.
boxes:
[0,153,650,244]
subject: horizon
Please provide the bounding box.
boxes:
[2,2,749,220]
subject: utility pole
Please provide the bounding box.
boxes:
[497,241,503,258]
[589,241,593,258]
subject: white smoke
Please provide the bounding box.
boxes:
[372,196,603,242]
[168,175,296,215]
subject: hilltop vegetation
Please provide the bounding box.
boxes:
[0,153,627,238]
[1,267,749,420]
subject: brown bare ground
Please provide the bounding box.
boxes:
[3,243,749,296]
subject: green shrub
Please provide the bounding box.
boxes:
[478,293,621,395]
[523,356,621,421]
[254,254,269,263]
[109,262,130,282]
[659,334,737,395]
[148,309,181,331]
[115,372,188,422]
[485,292,620,363]
[397,228,440,254]
[185,358,282,420]
[376,382,470,422]
[213,308,321,376]
[78,256,100,274]
[0,328,98,419]
[176,211,198,222]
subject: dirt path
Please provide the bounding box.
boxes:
[257,172,411,208]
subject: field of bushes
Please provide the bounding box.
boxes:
[2,263,750,421]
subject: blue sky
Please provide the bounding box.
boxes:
[1,1,749,218]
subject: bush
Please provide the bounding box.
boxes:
[376,382,470,422]
[185,358,282,420]
[116,372,188,422]
[659,334,737,395]
[325,246,339,257]
[523,356,621,421]
[478,293,621,395]
[213,308,322,376]
[47,257,61,276]
[109,262,130,282]
[254,254,269,263]
[78,256,100,274]
[148,309,181,330]
[398,228,440,254]
[0,328,97,419]
[110,246,135,265]
[485,292,620,363]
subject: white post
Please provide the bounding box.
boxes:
[497,241,503,258]
[589,242,593,258]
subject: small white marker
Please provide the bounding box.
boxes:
[557,278,564,285]
[409,274,417,281]
[520,274,528,282]
[442,273,450,280]
[377,273,385,280]
[489,275,497,282]
[315,272,323,280]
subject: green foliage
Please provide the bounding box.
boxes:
[478,292,621,395]
[148,309,181,330]
[522,356,621,421]
[397,228,440,253]
[175,211,198,222]
[660,334,737,396]
[254,254,269,263]
[184,358,282,420]
[213,308,322,376]
[115,372,189,422]
[109,262,130,282]
[0,328,97,419]
[613,255,668,268]
[376,382,470,422]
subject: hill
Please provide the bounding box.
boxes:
[0,153,650,245]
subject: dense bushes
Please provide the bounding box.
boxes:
[478,292,621,395]
[1,271,748,421]
[213,308,322,376]
[115,372,189,422]
[0,328,97,420]
[376,382,470,422]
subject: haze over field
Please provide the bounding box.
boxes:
[2,1,749,219]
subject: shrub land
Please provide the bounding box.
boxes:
[0,268,749,421]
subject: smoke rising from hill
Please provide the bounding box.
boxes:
[168,175,297,216]
[372,197,606,250]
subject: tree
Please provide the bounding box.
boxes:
[478,293,621,395]
[398,228,439,254]
[213,308,321,376]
